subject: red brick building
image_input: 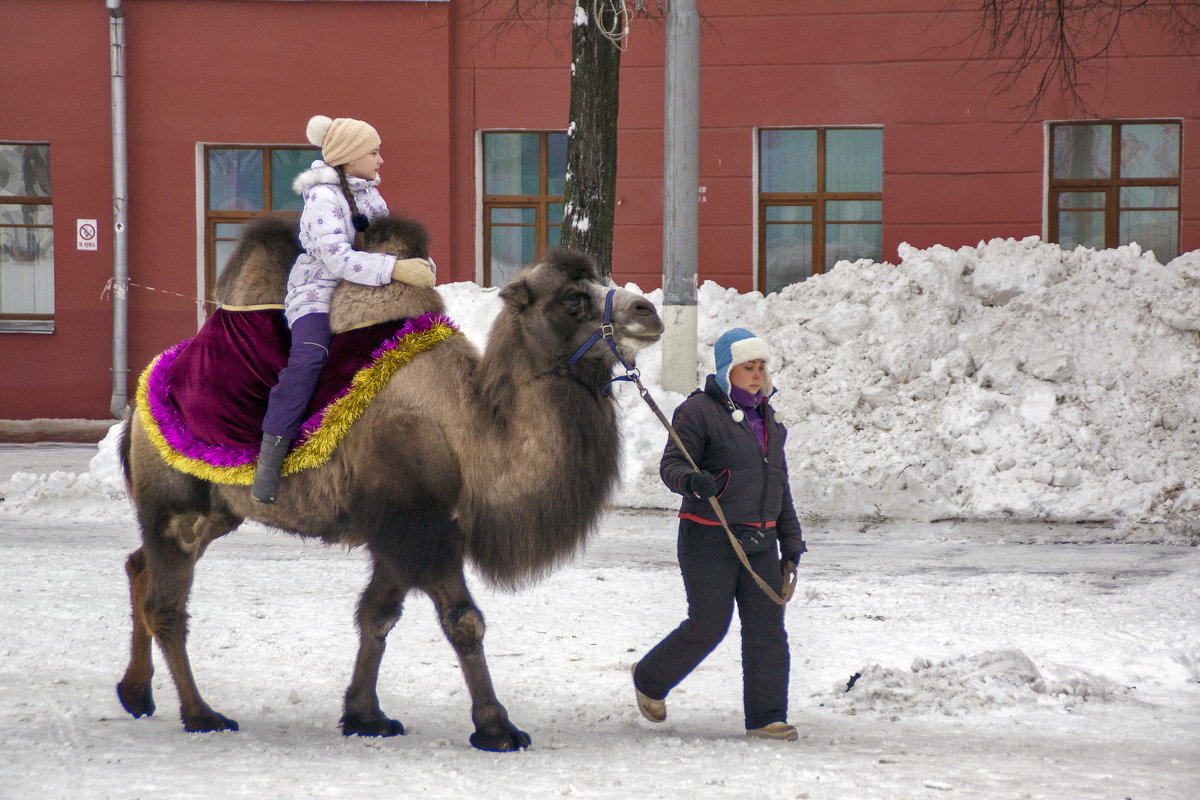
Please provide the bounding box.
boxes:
[2,0,1197,419]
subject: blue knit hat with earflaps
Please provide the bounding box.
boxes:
[713,328,773,397]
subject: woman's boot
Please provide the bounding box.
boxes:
[251,434,291,504]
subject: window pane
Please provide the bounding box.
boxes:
[0,144,51,197]
[215,222,244,239]
[208,149,264,211]
[766,205,812,222]
[489,225,535,287]
[1057,211,1105,250]
[1052,125,1111,179]
[271,149,318,211]
[826,223,882,269]
[0,226,54,313]
[1120,186,1179,209]
[484,133,540,196]
[765,223,813,292]
[214,239,240,278]
[547,134,568,196]
[826,200,882,222]
[1120,124,1180,179]
[760,129,816,193]
[0,203,53,226]
[490,207,536,224]
[214,222,245,276]
[1058,191,1106,209]
[826,129,882,192]
[1120,210,1179,261]
[547,202,564,249]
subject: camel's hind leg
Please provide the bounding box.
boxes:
[340,561,409,737]
[116,547,156,717]
[117,510,241,732]
[425,570,530,752]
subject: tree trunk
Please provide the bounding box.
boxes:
[559,0,622,278]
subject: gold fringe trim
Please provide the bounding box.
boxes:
[218,303,285,311]
[137,321,460,485]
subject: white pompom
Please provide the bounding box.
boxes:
[306,115,333,147]
[731,409,745,423]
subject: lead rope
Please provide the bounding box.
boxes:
[623,370,797,606]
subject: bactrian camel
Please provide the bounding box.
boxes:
[116,215,663,751]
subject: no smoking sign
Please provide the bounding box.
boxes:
[77,219,98,251]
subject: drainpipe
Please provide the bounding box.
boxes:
[108,0,129,418]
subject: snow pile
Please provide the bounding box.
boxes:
[613,237,1200,538]
[4,237,1199,539]
[822,650,1127,718]
[0,425,128,520]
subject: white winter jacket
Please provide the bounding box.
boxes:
[283,160,396,326]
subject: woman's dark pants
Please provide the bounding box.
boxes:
[634,519,791,730]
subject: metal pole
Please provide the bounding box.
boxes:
[108,0,129,418]
[661,0,699,394]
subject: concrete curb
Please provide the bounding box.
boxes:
[0,419,120,444]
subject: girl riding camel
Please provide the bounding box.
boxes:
[252,114,435,503]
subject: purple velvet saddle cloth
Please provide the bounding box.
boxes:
[155,307,411,455]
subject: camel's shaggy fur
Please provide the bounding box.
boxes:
[116,215,663,751]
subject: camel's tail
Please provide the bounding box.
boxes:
[117,413,133,486]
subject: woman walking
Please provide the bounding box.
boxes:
[632,328,807,740]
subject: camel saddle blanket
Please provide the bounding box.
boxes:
[136,307,460,485]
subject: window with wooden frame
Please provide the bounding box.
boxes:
[1048,121,1182,262]
[0,142,54,332]
[758,127,883,294]
[203,145,318,306]
[481,131,567,287]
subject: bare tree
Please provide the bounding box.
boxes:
[463,1,661,279]
[963,0,1200,114]
[558,1,626,278]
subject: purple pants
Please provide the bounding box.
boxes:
[262,312,331,439]
[634,519,790,729]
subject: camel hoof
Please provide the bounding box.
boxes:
[183,711,239,733]
[340,713,405,738]
[469,724,531,752]
[116,680,155,719]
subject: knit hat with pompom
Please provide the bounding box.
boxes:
[306,115,380,167]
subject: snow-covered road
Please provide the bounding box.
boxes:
[1,444,1197,799]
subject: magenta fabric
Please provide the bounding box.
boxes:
[149,308,426,465]
[168,308,290,452]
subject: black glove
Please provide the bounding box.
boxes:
[781,552,802,574]
[684,470,718,500]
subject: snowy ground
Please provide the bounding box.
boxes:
[1,442,1198,800]
[3,238,1199,797]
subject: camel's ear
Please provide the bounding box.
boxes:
[499,277,534,312]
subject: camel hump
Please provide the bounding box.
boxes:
[214,215,302,307]
[362,214,430,260]
[331,213,444,331]
[213,213,434,311]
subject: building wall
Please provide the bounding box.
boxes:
[1,0,1197,419]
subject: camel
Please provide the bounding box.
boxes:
[115,214,663,751]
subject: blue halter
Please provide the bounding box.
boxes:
[564,287,635,372]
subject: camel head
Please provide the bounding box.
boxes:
[493,250,663,380]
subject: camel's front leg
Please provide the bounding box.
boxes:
[427,571,531,752]
[341,562,407,737]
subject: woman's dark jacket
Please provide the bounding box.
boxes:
[660,374,806,560]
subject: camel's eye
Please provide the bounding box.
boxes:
[564,292,587,314]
